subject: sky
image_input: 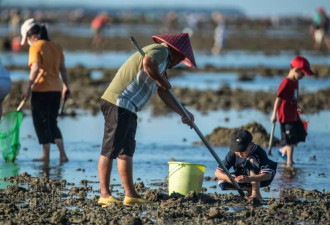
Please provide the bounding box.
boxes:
[1,0,330,17]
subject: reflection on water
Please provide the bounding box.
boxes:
[0,162,20,189]
[32,161,63,179]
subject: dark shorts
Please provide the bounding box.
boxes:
[280,120,307,146]
[218,171,275,190]
[31,92,62,144]
[100,99,137,159]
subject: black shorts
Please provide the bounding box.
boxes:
[100,99,137,159]
[280,120,307,146]
[31,92,62,144]
[218,171,275,190]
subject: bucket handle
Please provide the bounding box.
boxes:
[168,163,185,178]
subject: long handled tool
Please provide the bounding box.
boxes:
[59,100,66,116]
[267,121,276,155]
[59,90,70,116]
[130,37,245,198]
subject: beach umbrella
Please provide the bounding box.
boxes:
[0,70,43,162]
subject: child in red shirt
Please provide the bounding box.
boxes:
[271,56,314,168]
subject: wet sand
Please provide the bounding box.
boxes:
[1,173,329,224]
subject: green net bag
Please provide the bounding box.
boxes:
[0,111,24,162]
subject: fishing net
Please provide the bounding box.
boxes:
[0,111,23,162]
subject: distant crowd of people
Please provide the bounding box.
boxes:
[1,7,329,53]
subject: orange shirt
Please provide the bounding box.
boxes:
[28,40,64,92]
[91,15,108,29]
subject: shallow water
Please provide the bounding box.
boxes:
[0,23,305,38]
[10,70,329,94]
[1,50,330,68]
[169,72,330,93]
[1,108,329,200]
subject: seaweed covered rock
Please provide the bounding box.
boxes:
[194,121,280,148]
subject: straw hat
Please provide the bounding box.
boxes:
[20,18,36,45]
[152,33,197,68]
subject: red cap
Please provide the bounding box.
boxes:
[290,56,314,76]
[152,33,197,68]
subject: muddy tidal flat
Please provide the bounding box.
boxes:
[0,173,329,224]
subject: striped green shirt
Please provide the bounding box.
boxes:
[102,44,169,113]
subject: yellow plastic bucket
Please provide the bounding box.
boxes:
[168,162,206,196]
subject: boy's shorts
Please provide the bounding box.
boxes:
[218,171,275,190]
[280,120,307,146]
[100,99,137,159]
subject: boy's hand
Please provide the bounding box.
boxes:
[235,175,250,183]
[181,110,194,128]
[270,114,277,123]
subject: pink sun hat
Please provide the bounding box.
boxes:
[152,33,197,68]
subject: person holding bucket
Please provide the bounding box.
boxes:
[271,56,313,168]
[98,33,196,207]
[215,130,277,203]
[20,18,70,163]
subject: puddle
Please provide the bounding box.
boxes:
[225,205,246,213]
[90,70,103,80]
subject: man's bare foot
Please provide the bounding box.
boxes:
[32,157,49,162]
[60,156,69,163]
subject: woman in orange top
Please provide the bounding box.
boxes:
[20,18,70,163]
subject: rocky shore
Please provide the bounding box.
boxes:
[0,173,329,224]
[3,64,330,117]
[193,122,280,147]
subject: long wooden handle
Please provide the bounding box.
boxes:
[168,89,245,197]
[130,36,246,198]
[17,69,44,111]
[267,122,276,155]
